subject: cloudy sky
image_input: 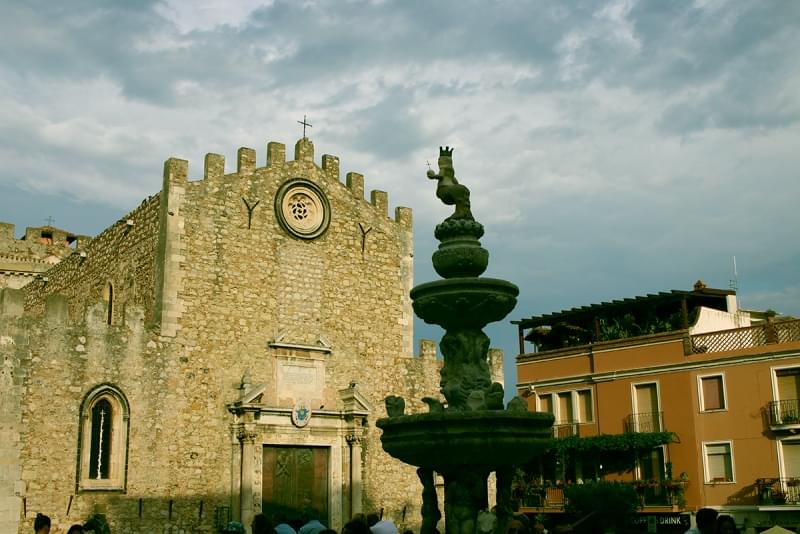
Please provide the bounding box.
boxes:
[1,0,798,388]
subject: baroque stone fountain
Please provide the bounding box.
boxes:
[376,147,555,534]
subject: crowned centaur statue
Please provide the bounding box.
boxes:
[427,146,474,221]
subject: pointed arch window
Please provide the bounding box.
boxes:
[78,385,129,491]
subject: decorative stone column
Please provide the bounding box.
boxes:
[231,426,242,523]
[346,433,363,517]
[238,427,259,529]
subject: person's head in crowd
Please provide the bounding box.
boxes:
[715,515,738,534]
[34,513,51,534]
[252,513,275,534]
[343,519,371,534]
[696,508,719,534]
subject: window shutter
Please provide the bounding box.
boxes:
[706,443,733,481]
[578,390,593,422]
[702,376,725,410]
[539,395,553,414]
[558,392,573,424]
[783,442,800,478]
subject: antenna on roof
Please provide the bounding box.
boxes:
[729,256,738,292]
[729,256,739,309]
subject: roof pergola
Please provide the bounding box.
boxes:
[512,285,735,353]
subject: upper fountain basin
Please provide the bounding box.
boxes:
[410,277,519,330]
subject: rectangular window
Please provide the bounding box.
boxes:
[539,389,594,425]
[577,390,593,423]
[538,395,553,414]
[557,392,574,424]
[633,383,661,432]
[777,369,800,401]
[704,442,734,483]
[699,375,726,411]
[782,441,800,478]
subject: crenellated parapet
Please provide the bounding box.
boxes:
[160,137,411,227]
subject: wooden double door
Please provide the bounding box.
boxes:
[262,446,329,521]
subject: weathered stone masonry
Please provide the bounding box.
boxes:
[0,137,504,534]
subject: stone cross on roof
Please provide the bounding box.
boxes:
[297,115,312,138]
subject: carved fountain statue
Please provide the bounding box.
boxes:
[377,147,555,534]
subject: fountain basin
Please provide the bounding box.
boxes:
[411,278,519,330]
[376,410,555,470]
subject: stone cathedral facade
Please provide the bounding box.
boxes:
[0,137,504,534]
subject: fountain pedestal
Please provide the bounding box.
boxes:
[376,147,554,534]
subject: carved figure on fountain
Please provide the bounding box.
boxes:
[440,363,491,411]
[385,395,406,417]
[427,151,488,279]
[427,147,473,222]
[418,467,442,534]
[444,470,488,534]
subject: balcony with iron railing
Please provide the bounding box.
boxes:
[624,411,664,433]
[690,319,800,355]
[755,478,800,505]
[516,479,688,510]
[767,399,800,430]
[552,421,580,438]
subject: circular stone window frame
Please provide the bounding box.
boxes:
[274,178,332,240]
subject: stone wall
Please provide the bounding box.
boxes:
[0,290,26,534]
[22,196,160,325]
[0,223,90,290]
[1,290,220,534]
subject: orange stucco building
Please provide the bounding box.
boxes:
[514,283,800,530]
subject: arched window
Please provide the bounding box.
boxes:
[78,384,129,491]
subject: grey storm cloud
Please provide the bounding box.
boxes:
[1,0,799,388]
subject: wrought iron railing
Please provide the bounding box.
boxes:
[756,478,800,504]
[517,480,687,510]
[690,319,800,354]
[625,411,664,433]
[214,506,231,530]
[553,421,580,438]
[767,399,800,426]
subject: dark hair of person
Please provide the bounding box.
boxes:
[344,519,371,534]
[67,526,85,534]
[715,515,738,534]
[252,513,274,534]
[367,513,380,527]
[34,513,51,530]
[696,508,720,530]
